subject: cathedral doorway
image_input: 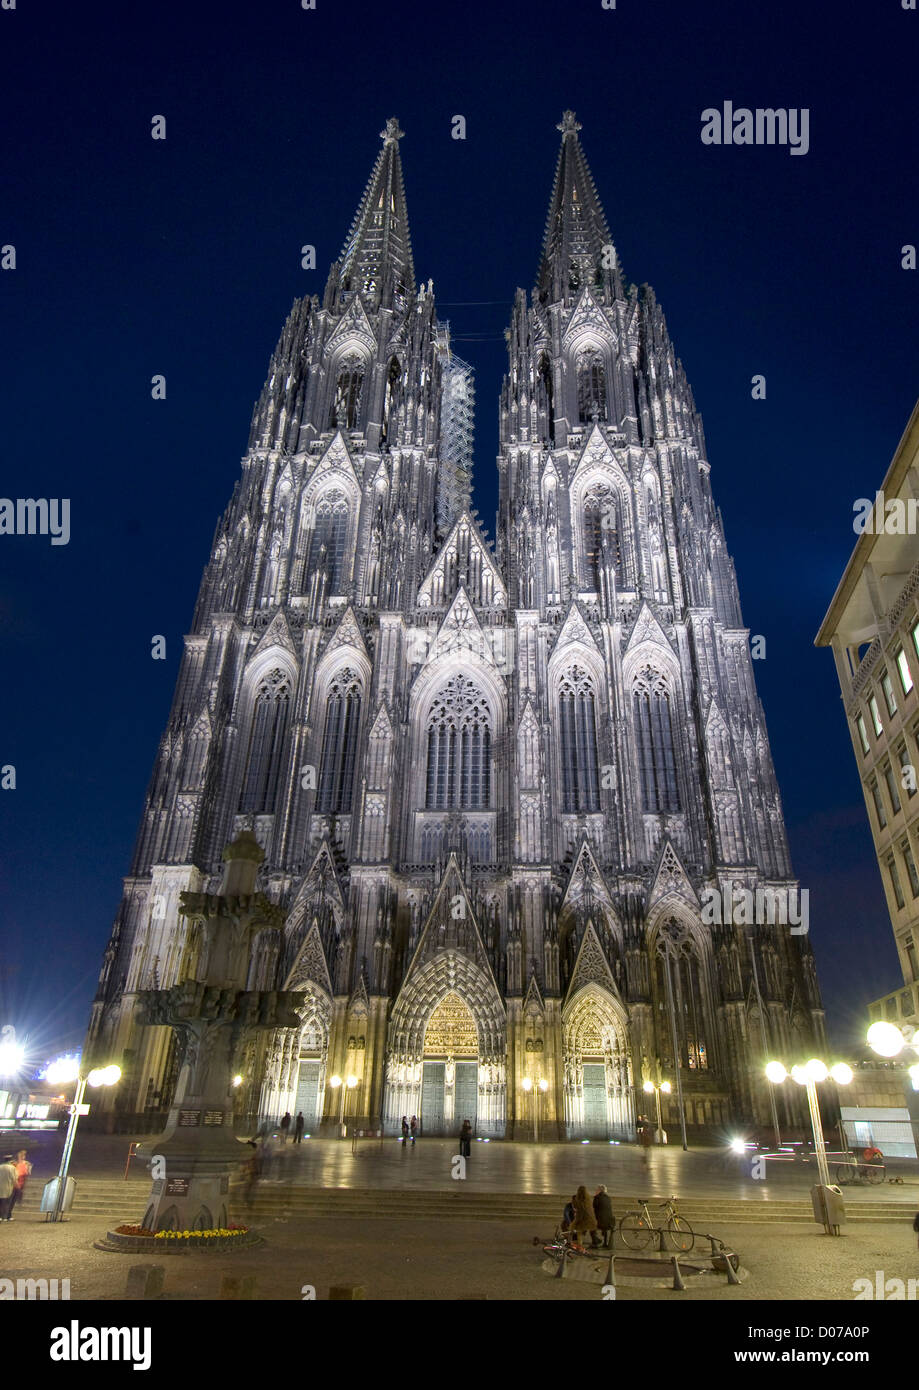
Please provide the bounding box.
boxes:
[563,987,633,1139]
[420,992,478,1135]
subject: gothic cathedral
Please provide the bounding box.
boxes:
[86,114,825,1141]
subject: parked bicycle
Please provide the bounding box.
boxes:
[619,1195,694,1251]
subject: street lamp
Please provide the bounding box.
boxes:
[328,1073,358,1136]
[45,1058,121,1222]
[867,1020,919,1093]
[643,1079,671,1144]
[521,1076,549,1142]
[0,1035,25,1078]
[765,1058,852,1191]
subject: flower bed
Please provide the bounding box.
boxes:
[99,1223,260,1254]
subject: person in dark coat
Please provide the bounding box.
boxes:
[294,1112,305,1144]
[401,1116,410,1144]
[280,1111,291,1143]
[561,1194,577,1231]
[593,1184,614,1248]
[410,1115,418,1144]
[459,1119,472,1158]
[571,1184,598,1251]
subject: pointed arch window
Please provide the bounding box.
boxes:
[382,357,402,445]
[424,675,492,810]
[634,668,680,813]
[537,354,555,444]
[655,924,709,1071]
[576,347,608,423]
[329,355,365,430]
[240,668,292,813]
[582,488,622,589]
[317,668,362,814]
[305,490,350,594]
[558,666,601,813]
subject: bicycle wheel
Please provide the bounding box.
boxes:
[619,1213,653,1250]
[866,1164,885,1185]
[542,1243,566,1262]
[667,1216,694,1252]
[835,1164,852,1186]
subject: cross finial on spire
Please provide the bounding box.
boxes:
[557,110,582,137]
[381,116,405,145]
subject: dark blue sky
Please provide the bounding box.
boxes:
[1,0,917,1062]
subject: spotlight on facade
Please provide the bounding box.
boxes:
[538,1079,549,1093]
[46,1056,80,1086]
[867,1021,906,1058]
[830,1063,853,1086]
[346,1075,358,1089]
[805,1059,829,1083]
[329,1074,342,1088]
[522,1078,533,1092]
[232,1074,243,1088]
[660,1081,672,1094]
[642,1081,654,1094]
[87,1065,120,1088]
[0,1040,26,1076]
[765,1061,787,1084]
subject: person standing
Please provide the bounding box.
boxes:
[0,1156,18,1221]
[9,1150,32,1218]
[401,1116,410,1144]
[279,1111,291,1143]
[593,1184,614,1249]
[410,1115,418,1145]
[459,1119,472,1158]
[294,1112,305,1144]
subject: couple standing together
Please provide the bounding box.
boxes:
[400,1115,419,1144]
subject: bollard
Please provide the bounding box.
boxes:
[724,1253,741,1285]
[329,1285,365,1300]
[125,1265,164,1300]
[670,1256,686,1291]
[220,1274,257,1300]
[605,1253,616,1288]
[554,1250,567,1279]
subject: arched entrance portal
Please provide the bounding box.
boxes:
[421,992,479,1135]
[563,987,633,1140]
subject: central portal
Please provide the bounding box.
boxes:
[421,992,478,1136]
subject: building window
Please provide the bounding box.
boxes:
[896,646,914,696]
[902,842,919,899]
[905,936,919,982]
[582,489,623,588]
[855,713,870,755]
[868,694,883,737]
[870,778,888,829]
[888,855,906,910]
[576,348,608,423]
[558,666,601,813]
[881,669,898,718]
[912,619,919,663]
[424,675,492,811]
[884,761,902,815]
[329,358,364,430]
[898,745,916,799]
[633,668,680,814]
[240,668,291,813]
[305,491,350,594]
[317,669,362,814]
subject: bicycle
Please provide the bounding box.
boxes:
[537,1226,596,1265]
[835,1160,885,1186]
[619,1195,694,1252]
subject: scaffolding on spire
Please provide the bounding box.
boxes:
[437,348,475,532]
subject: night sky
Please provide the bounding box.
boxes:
[1,0,917,1064]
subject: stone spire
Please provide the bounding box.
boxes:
[536,111,620,304]
[331,116,416,312]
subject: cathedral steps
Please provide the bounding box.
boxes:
[61,1178,914,1226]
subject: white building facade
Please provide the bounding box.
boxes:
[86,114,823,1140]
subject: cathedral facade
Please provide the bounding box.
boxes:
[86,113,824,1141]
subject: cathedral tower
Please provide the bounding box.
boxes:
[86,115,823,1142]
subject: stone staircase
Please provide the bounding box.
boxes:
[53,1178,913,1227]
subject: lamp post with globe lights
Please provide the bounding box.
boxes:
[44,1057,121,1223]
[866,1021,919,1090]
[521,1076,549,1142]
[328,1074,359,1136]
[765,1059,852,1188]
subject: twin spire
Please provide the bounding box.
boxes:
[330,113,616,314]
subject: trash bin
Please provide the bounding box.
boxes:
[40,1176,76,1214]
[811,1183,846,1233]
